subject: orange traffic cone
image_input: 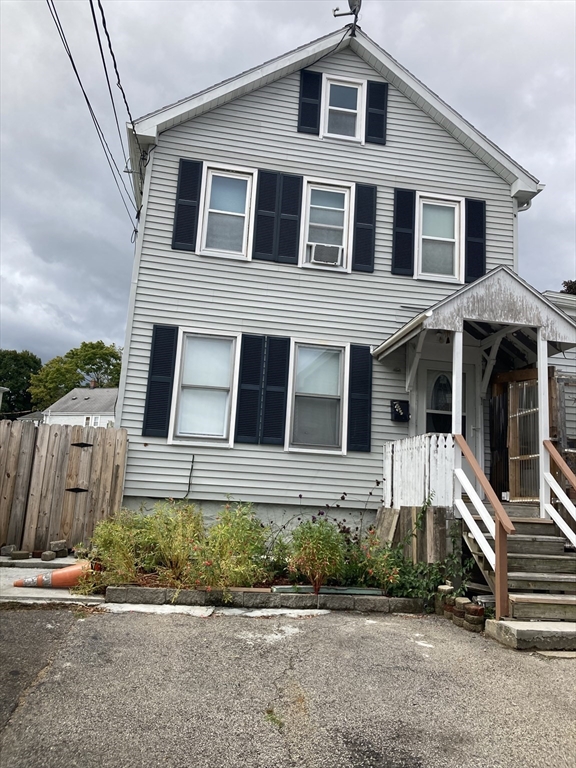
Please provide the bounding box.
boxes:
[13,561,91,588]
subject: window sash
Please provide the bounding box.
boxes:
[303,182,351,268]
[416,196,463,281]
[200,168,253,258]
[175,333,236,441]
[322,77,364,142]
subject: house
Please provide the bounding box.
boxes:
[44,387,117,428]
[17,411,44,426]
[116,26,576,626]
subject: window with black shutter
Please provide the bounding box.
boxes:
[253,172,302,264]
[172,160,203,251]
[347,345,372,452]
[464,199,486,283]
[298,70,322,135]
[365,81,388,145]
[392,188,416,276]
[142,325,178,437]
[352,184,377,273]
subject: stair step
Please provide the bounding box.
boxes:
[501,503,541,519]
[485,619,576,651]
[509,593,576,621]
[507,553,576,574]
[472,516,558,537]
[507,571,576,592]
[476,533,566,555]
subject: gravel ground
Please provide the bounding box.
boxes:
[0,608,574,768]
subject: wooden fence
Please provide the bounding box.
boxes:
[0,422,128,550]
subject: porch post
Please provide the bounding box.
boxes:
[537,327,551,517]
[452,330,463,435]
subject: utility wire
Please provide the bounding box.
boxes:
[45,0,137,226]
[96,0,147,196]
[87,0,129,169]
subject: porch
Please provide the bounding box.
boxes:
[374,267,576,624]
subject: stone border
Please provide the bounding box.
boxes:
[105,586,424,613]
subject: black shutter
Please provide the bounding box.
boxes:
[277,175,302,264]
[298,70,322,135]
[253,172,278,262]
[365,81,388,145]
[465,199,486,283]
[172,159,203,251]
[352,184,377,273]
[260,337,290,445]
[142,325,178,437]
[347,345,372,452]
[391,189,416,276]
[235,335,265,443]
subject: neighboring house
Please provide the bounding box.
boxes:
[17,411,44,426]
[0,387,8,410]
[116,24,576,555]
[44,388,117,427]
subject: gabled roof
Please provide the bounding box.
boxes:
[373,266,576,361]
[44,388,118,415]
[130,26,541,206]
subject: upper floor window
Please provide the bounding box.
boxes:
[301,180,353,271]
[321,77,365,142]
[198,166,256,260]
[415,194,464,283]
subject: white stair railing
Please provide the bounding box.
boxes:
[543,440,576,548]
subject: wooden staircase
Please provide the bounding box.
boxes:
[463,502,576,622]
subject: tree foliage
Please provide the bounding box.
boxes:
[560,280,576,295]
[0,349,43,419]
[29,341,122,410]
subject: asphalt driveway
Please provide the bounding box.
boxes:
[0,607,574,768]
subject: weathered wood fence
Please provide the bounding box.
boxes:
[0,422,128,550]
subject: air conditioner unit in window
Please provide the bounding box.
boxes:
[310,243,343,266]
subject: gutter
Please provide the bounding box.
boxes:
[372,310,433,360]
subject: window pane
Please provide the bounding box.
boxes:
[428,373,452,412]
[422,204,455,239]
[421,239,455,275]
[296,347,341,396]
[179,388,228,436]
[182,337,232,387]
[209,175,247,214]
[308,224,343,246]
[309,207,345,226]
[327,110,357,136]
[310,189,345,209]
[293,396,340,447]
[329,84,358,110]
[206,212,245,252]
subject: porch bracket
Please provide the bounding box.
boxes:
[481,337,502,398]
[406,330,426,392]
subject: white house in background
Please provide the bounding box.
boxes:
[116,24,576,557]
[44,388,117,427]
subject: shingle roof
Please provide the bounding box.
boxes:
[45,388,118,414]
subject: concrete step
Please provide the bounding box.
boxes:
[472,516,558,537]
[509,593,576,621]
[507,553,576,574]
[507,571,576,592]
[485,619,576,651]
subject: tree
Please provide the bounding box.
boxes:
[29,341,122,410]
[560,280,576,295]
[0,350,43,419]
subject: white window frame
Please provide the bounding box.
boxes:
[168,327,242,447]
[197,163,257,261]
[321,75,366,144]
[298,177,355,273]
[414,192,465,284]
[285,338,350,455]
[92,415,100,427]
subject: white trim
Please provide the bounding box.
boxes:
[284,338,350,455]
[168,327,242,448]
[298,176,355,273]
[197,162,257,261]
[414,192,465,283]
[321,74,366,144]
[537,327,551,516]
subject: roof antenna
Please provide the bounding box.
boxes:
[332,0,362,36]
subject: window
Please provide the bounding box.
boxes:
[199,167,255,259]
[173,332,240,444]
[425,371,467,434]
[93,416,100,427]
[288,342,347,452]
[300,180,353,270]
[322,77,365,142]
[84,416,90,427]
[416,195,464,282]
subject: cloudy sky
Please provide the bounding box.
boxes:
[1,0,575,364]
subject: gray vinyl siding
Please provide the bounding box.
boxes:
[120,48,515,507]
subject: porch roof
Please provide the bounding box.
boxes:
[373,267,576,363]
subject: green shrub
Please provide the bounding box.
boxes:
[143,501,205,586]
[288,518,345,594]
[198,503,269,593]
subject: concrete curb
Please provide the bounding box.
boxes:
[104,586,424,613]
[0,557,78,570]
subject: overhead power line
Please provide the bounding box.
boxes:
[45,0,137,227]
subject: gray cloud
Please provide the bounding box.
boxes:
[1,0,574,363]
